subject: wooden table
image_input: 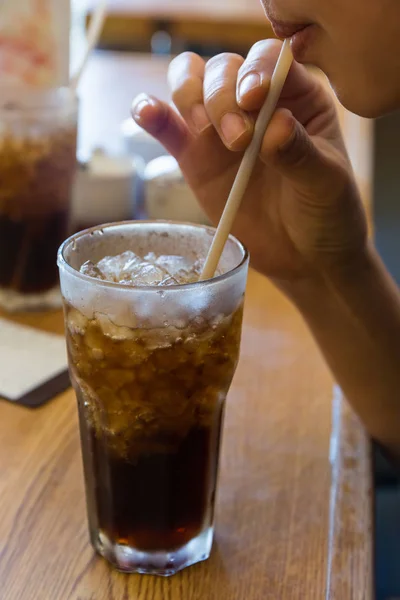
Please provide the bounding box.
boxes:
[0,272,373,599]
[0,53,373,599]
[87,0,273,54]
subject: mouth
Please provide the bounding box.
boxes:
[268,18,312,39]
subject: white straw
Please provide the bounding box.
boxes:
[70,0,107,93]
[200,40,293,280]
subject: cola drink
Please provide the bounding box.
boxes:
[0,89,77,311]
[58,221,249,575]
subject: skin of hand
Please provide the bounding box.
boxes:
[131,40,368,289]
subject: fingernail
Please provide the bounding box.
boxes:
[238,73,261,98]
[191,104,210,133]
[220,112,249,147]
[131,93,154,122]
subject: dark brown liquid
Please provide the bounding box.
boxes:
[82,418,223,552]
[67,302,243,555]
[0,211,69,293]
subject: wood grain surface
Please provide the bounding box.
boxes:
[327,390,374,600]
[0,271,372,599]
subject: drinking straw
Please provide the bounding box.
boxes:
[200,40,293,280]
[70,0,107,92]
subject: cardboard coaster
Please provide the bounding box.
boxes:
[0,318,70,408]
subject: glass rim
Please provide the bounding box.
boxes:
[57,220,249,293]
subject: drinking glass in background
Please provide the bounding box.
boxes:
[58,221,249,575]
[71,150,139,233]
[144,156,209,224]
[0,88,77,312]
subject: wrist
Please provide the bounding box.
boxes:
[273,243,378,317]
[321,241,378,294]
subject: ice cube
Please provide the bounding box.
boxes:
[95,312,136,340]
[95,251,142,283]
[192,258,205,275]
[155,255,192,276]
[92,252,170,286]
[80,260,105,280]
[158,274,180,286]
[131,263,169,286]
[170,268,198,285]
[143,252,157,263]
[82,251,205,287]
[155,255,201,285]
[67,307,88,335]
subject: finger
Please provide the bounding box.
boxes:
[237,39,324,119]
[260,108,344,193]
[168,52,211,135]
[203,53,253,151]
[131,93,191,159]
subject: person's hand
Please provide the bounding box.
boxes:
[131,40,368,284]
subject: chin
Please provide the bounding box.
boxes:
[330,82,399,119]
[308,50,400,119]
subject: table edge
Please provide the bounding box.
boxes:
[326,388,374,600]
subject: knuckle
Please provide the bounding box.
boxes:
[206,52,243,71]
[171,75,202,106]
[203,54,243,108]
[238,39,283,80]
[178,50,200,62]
[168,51,204,89]
[238,57,263,78]
[169,51,200,71]
[250,38,282,56]
[203,78,234,108]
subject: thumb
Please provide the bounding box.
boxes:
[131,93,191,160]
[260,108,340,193]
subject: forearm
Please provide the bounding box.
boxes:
[278,244,400,458]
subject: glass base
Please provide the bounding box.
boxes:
[0,285,61,312]
[93,527,214,576]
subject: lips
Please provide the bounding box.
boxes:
[268,17,310,39]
